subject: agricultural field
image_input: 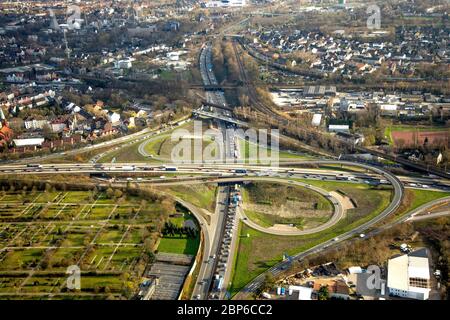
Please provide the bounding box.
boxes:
[241,182,333,229]
[0,187,169,299]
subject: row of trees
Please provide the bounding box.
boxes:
[161,221,198,239]
[212,41,240,84]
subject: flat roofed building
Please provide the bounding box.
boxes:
[303,85,337,97]
[387,248,431,300]
[312,113,322,126]
[13,137,45,147]
[328,124,350,133]
[288,285,313,300]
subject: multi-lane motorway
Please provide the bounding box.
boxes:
[1,161,447,190]
[190,185,231,300]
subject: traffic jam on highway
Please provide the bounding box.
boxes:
[1,162,448,193]
[206,184,241,300]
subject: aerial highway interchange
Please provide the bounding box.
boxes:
[0,35,448,303]
[0,42,449,300]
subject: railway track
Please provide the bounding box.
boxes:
[231,40,282,119]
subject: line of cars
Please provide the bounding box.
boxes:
[208,184,241,299]
[92,164,178,172]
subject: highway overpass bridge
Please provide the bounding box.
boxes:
[190,84,239,90]
[192,109,248,127]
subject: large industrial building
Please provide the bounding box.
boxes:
[387,248,432,300]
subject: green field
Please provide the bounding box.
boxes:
[387,188,450,222]
[141,121,219,162]
[229,181,393,297]
[157,237,199,255]
[143,135,216,162]
[163,184,218,213]
[98,122,193,163]
[0,188,170,299]
[157,212,200,255]
[238,138,314,162]
[99,141,156,164]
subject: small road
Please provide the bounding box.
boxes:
[404,197,450,222]
[136,133,171,160]
[409,210,450,221]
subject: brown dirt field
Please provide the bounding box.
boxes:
[243,200,331,218]
[392,130,449,148]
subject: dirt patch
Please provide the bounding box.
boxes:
[268,224,299,232]
[243,200,330,219]
[392,130,449,148]
[329,191,354,211]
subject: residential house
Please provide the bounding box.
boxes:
[24,119,49,130]
[380,104,398,117]
[106,111,121,125]
[312,279,351,300]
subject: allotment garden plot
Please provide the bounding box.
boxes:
[0,189,165,299]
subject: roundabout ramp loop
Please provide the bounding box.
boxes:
[218,177,344,236]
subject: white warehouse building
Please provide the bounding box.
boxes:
[387,248,431,300]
